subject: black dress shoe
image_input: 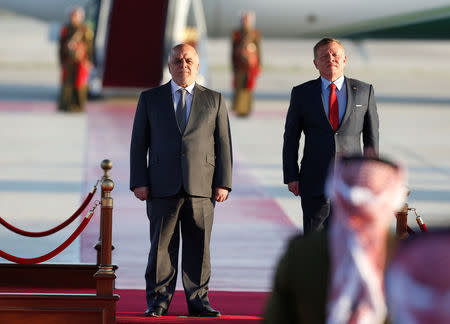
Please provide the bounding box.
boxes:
[145,306,166,317]
[189,305,221,317]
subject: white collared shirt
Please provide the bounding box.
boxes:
[320,75,347,123]
[171,80,195,123]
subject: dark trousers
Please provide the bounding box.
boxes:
[145,190,215,311]
[58,64,87,112]
[301,195,331,234]
[58,83,87,112]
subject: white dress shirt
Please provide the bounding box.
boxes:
[320,75,347,123]
[171,80,195,124]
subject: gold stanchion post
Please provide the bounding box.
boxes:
[95,159,113,264]
[395,202,409,239]
[395,188,411,239]
[94,159,116,296]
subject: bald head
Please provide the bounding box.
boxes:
[169,44,198,61]
[168,44,200,87]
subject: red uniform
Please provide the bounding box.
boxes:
[231,28,261,116]
[58,23,93,112]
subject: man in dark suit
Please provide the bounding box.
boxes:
[130,44,232,317]
[283,38,379,234]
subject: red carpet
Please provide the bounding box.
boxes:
[0,287,267,323]
[116,289,267,323]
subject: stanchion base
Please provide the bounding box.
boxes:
[0,263,118,289]
[0,293,119,324]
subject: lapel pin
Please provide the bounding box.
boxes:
[352,87,357,90]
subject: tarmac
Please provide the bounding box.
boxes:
[0,11,449,291]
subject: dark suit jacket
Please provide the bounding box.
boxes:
[264,232,329,324]
[130,82,233,198]
[283,77,379,197]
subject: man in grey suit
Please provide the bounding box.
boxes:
[283,38,379,234]
[130,44,232,317]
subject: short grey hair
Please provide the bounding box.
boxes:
[313,38,344,59]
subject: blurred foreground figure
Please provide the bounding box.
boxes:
[264,155,407,324]
[231,11,261,117]
[386,231,450,324]
[58,7,93,112]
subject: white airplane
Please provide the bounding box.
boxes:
[1,0,448,92]
[1,0,449,39]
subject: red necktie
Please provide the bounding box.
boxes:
[329,83,339,131]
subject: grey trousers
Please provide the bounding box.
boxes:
[145,190,214,311]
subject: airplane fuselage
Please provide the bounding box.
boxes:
[1,0,449,38]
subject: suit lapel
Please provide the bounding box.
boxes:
[311,78,333,130]
[339,77,355,129]
[157,82,179,132]
[184,83,205,133]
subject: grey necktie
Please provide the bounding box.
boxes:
[176,88,187,133]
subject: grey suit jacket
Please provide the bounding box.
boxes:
[283,76,379,197]
[130,82,233,198]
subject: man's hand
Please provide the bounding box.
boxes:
[214,187,229,202]
[133,186,149,201]
[287,181,299,196]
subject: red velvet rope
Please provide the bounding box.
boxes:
[0,188,96,237]
[406,222,429,235]
[417,221,429,233]
[420,223,428,232]
[0,212,94,264]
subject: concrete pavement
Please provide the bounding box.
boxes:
[0,11,449,291]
